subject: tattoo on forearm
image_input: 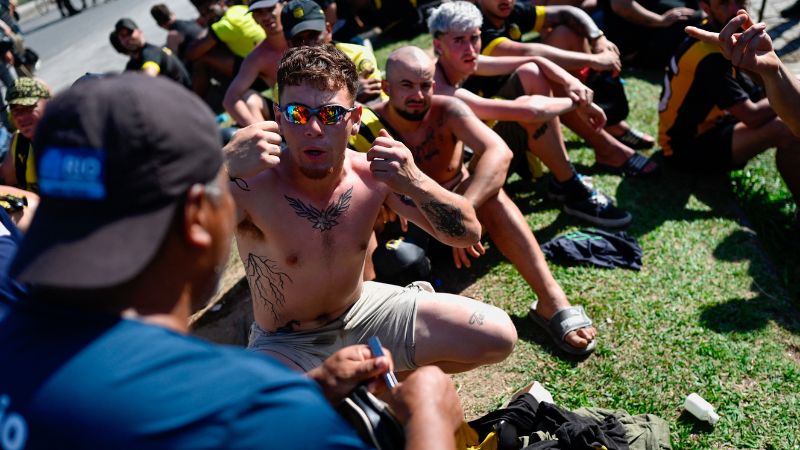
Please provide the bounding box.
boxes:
[394,193,417,207]
[231,177,251,191]
[285,187,353,232]
[245,253,293,323]
[421,200,466,237]
[469,311,485,326]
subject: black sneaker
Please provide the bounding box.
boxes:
[563,190,632,227]
[547,174,592,202]
[549,174,632,227]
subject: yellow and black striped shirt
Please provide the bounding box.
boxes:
[657,34,750,156]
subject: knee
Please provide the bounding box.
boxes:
[479,309,518,363]
[516,63,548,94]
[544,25,583,50]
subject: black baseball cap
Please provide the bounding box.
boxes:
[281,0,326,41]
[11,73,223,289]
[114,17,138,33]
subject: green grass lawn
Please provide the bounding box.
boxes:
[372,38,800,448]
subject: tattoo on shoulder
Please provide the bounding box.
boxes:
[394,193,417,207]
[245,253,293,323]
[285,187,353,232]
[448,100,474,119]
[421,200,466,237]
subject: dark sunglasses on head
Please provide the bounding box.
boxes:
[278,103,357,125]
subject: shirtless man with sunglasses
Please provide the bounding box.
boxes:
[225,45,518,373]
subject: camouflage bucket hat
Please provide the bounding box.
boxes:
[6,78,51,107]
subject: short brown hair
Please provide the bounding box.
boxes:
[277,45,358,104]
[150,4,171,26]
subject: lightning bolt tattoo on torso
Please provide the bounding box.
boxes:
[245,253,293,323]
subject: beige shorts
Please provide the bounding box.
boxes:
[247,281,432,372]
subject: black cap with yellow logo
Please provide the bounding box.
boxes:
[281,0,326,41]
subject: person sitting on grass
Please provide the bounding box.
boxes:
[476,0,657,150]
[225,44,518,372]
[658,0,800,208]
[685,9,800,138]
[351,46,599,356]
[0,72,463,449]
[428,1,637,228]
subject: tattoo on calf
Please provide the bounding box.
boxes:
[245,253,293,323]
[421,200,466,237]
[532,123,548,140]
[285,187,353,232]
[469,311,485,326]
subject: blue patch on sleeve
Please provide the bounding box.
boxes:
[38,147,106,200]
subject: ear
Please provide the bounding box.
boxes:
[350,105,362,136]
[381,79,389,96]
[432,37,442,56]
[182,184,213,249]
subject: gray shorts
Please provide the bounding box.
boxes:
[247,281,431,371]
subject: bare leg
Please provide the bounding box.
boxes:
[515,63,576,182]
[414,291,517,373]
[732,119,800,204]
[477,189,597,350]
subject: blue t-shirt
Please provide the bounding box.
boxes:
[0,300,371,449]
[0,208,27,304]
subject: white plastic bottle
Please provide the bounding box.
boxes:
[684,393,720,425]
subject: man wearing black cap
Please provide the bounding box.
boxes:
[0,73,463,449]
[223,0,383,127]
[114,18,192,88]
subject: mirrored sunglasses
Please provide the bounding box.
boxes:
[278,103,357,125]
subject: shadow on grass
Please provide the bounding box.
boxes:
[613,156,738,239]
[510,313,589,364]
[697,230,800,335]
[675,410,716,435]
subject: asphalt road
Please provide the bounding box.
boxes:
[19,0,198,92]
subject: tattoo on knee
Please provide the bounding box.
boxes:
[245,253,293,322]
[532,123,548,140]
[421,201,466,237]
[469,311,485,326]
[285,187,353,232]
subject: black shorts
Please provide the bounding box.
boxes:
[491,74,548,177]
[666,120,743,172]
